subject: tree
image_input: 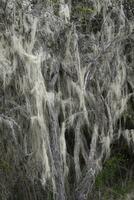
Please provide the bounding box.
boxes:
[0,0,134,199]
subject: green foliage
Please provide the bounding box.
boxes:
[75,6,94,15]
[47,191,53,200]
[97,181,134,200]
[50,0,59,16]
[94,155,134,199]
[95,155,125,188]
[50,0,59,4]
[0,159,11,173]
[71,4,96,33]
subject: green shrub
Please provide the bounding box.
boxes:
[95,155,125,188]
[94,155,134,199]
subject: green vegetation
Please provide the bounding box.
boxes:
[50,0,59,16]
[95,155,125,188]
[74,5,94,15]
[97,181,134,200]
[50,0,59,4]
[0,159,11,173]
[94,155,134,199]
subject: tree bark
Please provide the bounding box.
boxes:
[48,105,66,200]
[75,161,99,200]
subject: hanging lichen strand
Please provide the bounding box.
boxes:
[0,0,134,200]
